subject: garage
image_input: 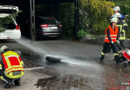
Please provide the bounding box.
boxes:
[0,0,79,40]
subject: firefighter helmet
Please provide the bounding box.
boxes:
[0,46,8,53]
[113,6,120,12]
[110,18,118,23]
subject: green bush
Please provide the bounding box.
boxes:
[77,29,90,39]
[79,0,115,35]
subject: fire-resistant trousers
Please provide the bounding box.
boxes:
[100,42,119,63]
[102,42,118,54]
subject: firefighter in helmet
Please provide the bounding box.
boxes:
[0,46,24,88]
[112,6,128,48]
[100,18,121,64]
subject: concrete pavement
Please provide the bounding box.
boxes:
[0,39,130,90]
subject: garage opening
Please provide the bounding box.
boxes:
[0,0,79,40]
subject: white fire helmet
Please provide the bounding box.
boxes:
[113,6,120,12]
[0,45,8,53]
[110,18,118,23]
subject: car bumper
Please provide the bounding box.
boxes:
[42,32,60,37]
[0,33,21,39]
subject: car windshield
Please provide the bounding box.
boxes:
[38,17,58,24]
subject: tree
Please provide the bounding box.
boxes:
[79,0,115,34]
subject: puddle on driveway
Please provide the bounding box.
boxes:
[35,74,93,90]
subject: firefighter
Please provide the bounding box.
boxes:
[100,18,121,64]
[0,46,24,88]
[112,6,122,21]
[112,6,128,48]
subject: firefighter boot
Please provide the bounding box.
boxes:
[100,55,105,63]
[0,76,3,80]
[114,55,121,64]
[14,79,20,86]
[4,81,11,88]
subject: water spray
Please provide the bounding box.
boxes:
[14,37,61,63]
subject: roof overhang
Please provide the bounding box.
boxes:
[0,0,75,5]
[35,0,75,4]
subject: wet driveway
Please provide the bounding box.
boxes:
[1,39,130,90]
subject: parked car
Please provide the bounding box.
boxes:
[0,5,21,40]
[35,16,62,39]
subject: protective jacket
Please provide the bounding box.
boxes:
[111,12,128,40]
[105,25,118,43]
[116,20,128,40]
[1,51,24,79]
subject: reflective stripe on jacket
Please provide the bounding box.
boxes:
[104,25,118,43]
[1,51,24,74]
[116,23,127,40]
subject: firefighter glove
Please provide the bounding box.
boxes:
[117,40,120,44]
[111,41,114,44]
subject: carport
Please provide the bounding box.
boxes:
[0,0,79,40]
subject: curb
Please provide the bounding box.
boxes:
[82,35,130,48]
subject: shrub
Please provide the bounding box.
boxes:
[79,0,115,35]
[77,29,90,39]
